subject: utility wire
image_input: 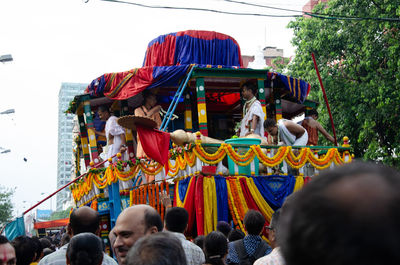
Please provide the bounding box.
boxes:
[221,0,400,21]
[97,0,400,22]
[99,0,301,17]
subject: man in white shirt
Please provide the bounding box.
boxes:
[254,210,284,265]
[164,207,205,265]
[96,105,127,163]
[238,81,265,137]
[39,207,117,265]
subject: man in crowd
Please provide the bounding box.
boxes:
[164,207,205,265]
[238,81,265,137]
[227,210,271,265]
[254,210,284,265]
[300,109,334,146]
[126,232,187,265]
[0,235,16,265]
[11,236,36,265]
[279,161,400,265]
[112,205,163,265]
[39,206,117,265]
[264,118,308,146]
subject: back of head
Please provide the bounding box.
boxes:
[0,235,9,244]
[194,235,205,250]
[31,237,43,262]
[216,221,232,238]
[279,161,400,265]
[43,248,54,257]
[204,231,228,265]
[126,232,187,265]
[263,118,276,129]
[69,206,100,235]
[39,238,52,250]
[244,210,265,235]
[11,236,36,265]
[306,108,318,118]
[165,207,188,233]
[144,207,163,233]
[228,229,245,242]
[66,233,103,265]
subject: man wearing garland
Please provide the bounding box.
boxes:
[238,81,265,137]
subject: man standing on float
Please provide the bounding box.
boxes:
[96,105,127,164]
[238,81,265,137]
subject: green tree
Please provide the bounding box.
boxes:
[287,0,400,167]
[50,207,72,220]
[0,186,14,227]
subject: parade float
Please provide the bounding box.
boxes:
[67,30,353,244]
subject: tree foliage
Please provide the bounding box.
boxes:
[288,0,400,167]
[50,207,72,220]
[0,186,14,227]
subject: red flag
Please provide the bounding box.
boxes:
[136,125,170,174]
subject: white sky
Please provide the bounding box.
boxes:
[0,0,308,216]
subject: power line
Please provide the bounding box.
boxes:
[96,0,400,22]
[99,0,301,17]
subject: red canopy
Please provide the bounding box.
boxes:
[34,218,69,229]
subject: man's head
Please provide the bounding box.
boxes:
[264,118,278,136]
[265,209,281,249]
[66,233,103,265]
[97,105,111,121]
[227,229,245,242]
[11,236,35,265]
[204,231,228,263]
[0,236,16,265]
[68,206,100,236]
[142,90,157,108]
[216,221,232,238]
[126,232,187,265]
[164,207,188,233]
[306,109,318,120]
[279,161,400,265]
[241,81,257,100]
[30,237,43,262]
[244,210,265,236]
[113,205,162,265]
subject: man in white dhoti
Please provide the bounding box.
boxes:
[96,105,127,163]
[238,81,265,137]
[264,118,308,146]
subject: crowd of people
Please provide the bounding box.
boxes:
[2,161,400,265]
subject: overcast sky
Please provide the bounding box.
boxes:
[0,0,308,216]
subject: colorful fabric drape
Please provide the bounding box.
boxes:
[203,176,218,234]
[136,125,170,174]
[143,30,243,67]
[195,176,205,235]
[252,175,296,210]
[174,177,196,235]
[214,176,229,223]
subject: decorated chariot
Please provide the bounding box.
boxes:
[67,30,352,247]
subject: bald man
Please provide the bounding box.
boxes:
[112,205,163,265]
[39,206,117,265]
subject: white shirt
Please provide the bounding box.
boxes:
[254,247,285,265]
[167,231,205,265]
[38,243,117,265]
[240,98,265,137]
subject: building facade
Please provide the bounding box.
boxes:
[57,83,87,211]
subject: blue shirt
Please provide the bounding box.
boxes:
[226,235,272,264]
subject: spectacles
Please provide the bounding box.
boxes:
[265,225,274,230]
